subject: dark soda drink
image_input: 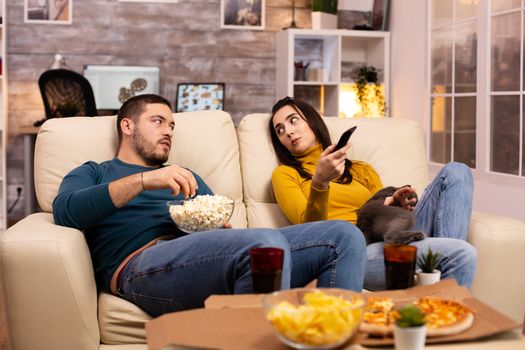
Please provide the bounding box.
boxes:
[383,244,417,290]
[252,270,282,293]
[249,247,284,293]
[385,259,416,289]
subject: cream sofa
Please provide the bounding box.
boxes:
[1,111,524,350]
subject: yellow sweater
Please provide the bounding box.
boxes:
[271,144,384,224]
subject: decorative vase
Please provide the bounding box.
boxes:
[311,12,337,30]
[416,269,441,286]
[394,324,427,350]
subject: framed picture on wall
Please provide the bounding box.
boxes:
[118,0,178,2]
[175,83,225,113]
[221,0,265,30]
[24,0,72,24]
[371,0,389,31]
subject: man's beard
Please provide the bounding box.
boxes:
[131,129,169,166]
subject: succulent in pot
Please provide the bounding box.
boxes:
[393,305,427,350]
[416,247,442,285]
[417,247,442,273]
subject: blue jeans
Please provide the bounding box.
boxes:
[117,220,366,316]
[364,162,477,290]
[414,162,474,240]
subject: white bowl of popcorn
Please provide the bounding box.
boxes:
[263,288,364,350]
[167,194,234,233]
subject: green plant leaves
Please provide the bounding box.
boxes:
[395,305,427,328]
[312,0,338,14]
[417,247,442,273]
[353,65,386,117]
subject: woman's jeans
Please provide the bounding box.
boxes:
[117,220,366,316]
[365,162,477,290]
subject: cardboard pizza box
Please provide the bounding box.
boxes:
[145,280,521,349]
[358,280,519,346]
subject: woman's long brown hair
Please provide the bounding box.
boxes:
[269,96,353,183]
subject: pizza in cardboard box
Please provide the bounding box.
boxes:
[360,296,475,337]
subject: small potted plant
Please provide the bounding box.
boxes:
[393,305,427,350]
[416,247,442,286]
[353,65,386,118]
[311,0,338,30]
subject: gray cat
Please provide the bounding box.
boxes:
[356,185,426,245]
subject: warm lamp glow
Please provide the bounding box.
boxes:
[431,85,446,132]
[339,83,385,118]
[339,85,361,118]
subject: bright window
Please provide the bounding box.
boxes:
[429,0,525,177]
[429,0,478,169]
[489,1,524,175]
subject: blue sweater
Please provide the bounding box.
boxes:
[53,158,213,291]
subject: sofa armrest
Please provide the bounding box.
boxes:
[0,213,100,350]
[468,211,525,323]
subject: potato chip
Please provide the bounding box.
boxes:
[266,290,364,347]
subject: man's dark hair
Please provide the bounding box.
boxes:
[269,96,354,184]
[116,94,172,142]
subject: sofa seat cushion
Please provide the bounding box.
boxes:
[98,293,150,345]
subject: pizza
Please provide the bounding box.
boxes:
[415,297,475,336]
[359,297,397,336]
[359,296,475,337]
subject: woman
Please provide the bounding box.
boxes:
[269,96,477,290]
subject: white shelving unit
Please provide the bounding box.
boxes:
[0,0,6,230]
[276,29,390,117]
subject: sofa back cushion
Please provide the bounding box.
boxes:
[34,111,247,227]
[237,114,430,228]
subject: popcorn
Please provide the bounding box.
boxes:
[168,195,234,232]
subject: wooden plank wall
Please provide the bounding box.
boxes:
[4,0,365,222]
[7,0,316,128]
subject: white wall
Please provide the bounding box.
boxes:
[389,0,525,221]
[339,0,373,11]
[389,0,427,124]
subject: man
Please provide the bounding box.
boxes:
[53,94,367,317]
